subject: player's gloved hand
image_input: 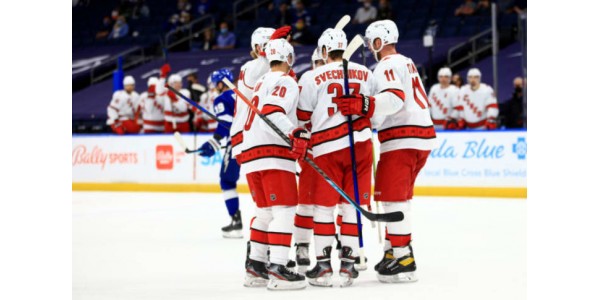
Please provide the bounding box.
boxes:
[198,137,220,157]
[445,119,458,130]
[485,118,497,130]
[167,90,178,101]
[270,25,292,40]
[160,63,171,78]
[110,123,125,135]
[334,94,375,118]
[289,128,310,160]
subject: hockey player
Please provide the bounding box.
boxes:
[194,75,218,132]
[298,28,376,287]
[139,77,166,133]
[241,38,308,290]
[196,68,243,238]
[294,47,325,274]
[231,27,275,160]
[107,75,141,134]
[157,64,192,133]
[428,67,460,130]
[333,20,437,283]
[455,68,499,130]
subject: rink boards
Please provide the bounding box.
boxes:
[72,130,527,198]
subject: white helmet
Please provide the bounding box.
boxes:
[311,47,322,69]
[123,75,135,86]
[265,39,295,67]
[467,68,481,78]
[318,28,347,61]
[438,67,452,77]
[168,74,182,84]
[147,76,158,87]
[251,27,275,54]
[365,20,399,60]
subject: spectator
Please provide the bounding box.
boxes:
[501,0,526,14]
[292,0,311,26]
[377,0,393,20]
[291,19,315,46]
[212,22,236,50]
[165,14,180,32]
[353,0,377,24]
[501,76,525,128]
[177,0,191,12]
[108,16,130,39]
[452,74,464,87]
[187,73,207,103]
[276,2,294,26]
[95,16,113,40]
[180,11,191,27]
[455,0,477,17]
[201,27,215,50]
[197,0,213,16]
[476,0,491,15]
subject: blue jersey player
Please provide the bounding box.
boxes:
[197,68,242,238]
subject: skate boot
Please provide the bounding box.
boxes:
[305,246,333,287]
[266,249,296,268]
[373,249,394,272]
[267,263,307,290]
[222,210,243,238]
[244,241,251,269]
[244,259,269,287]
[339,246,359,287]
[377,246,418,283]
[295,243,310,275]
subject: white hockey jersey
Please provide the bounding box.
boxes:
[163,88,192,124]
[428,83,460,129]
[455,83,498,129]
[236,71,299,174]
[139,88,165,132]
[195,89,218,131]
[297,61,377,158]
[371,54,437,153]
[106,90,140,125]
[231,56,270,157]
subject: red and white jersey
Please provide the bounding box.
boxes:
[195,89,218,131]
[372,54,437,153]
[237,71,299,174]
[106,90,140,125]
[298,61,376,158]
[428,83,460,129]
[139,90,165,132]
[455,84,498,129]
[163,89,192,124]
[231,56,270,157]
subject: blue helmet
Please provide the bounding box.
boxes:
[210,68,234,85]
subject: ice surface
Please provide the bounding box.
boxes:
[73,192,525,300]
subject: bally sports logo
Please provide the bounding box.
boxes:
[72,145,138,170]
[155,145,174,170]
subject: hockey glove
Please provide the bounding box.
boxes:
[160,63,171,78]
[289,128,310,160]
[270,26,292,40]
[485,118,497,130]
[334,94,375,118]
[198,137,220,157]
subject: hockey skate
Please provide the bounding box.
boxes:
[377,247,418,283]
[373,249,394,272]
[295,243,310,275]
[267,263,307,290]
[244,259,269,287]
[222,210,243,238]
[339,246,359,287]
[305,246,333,287]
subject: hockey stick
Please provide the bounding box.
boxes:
[173,131,204,154]
[334,15,351,30]
[166,85,230,130]
[222,78,402,222]
[372,136,383,244]
[342,34,368,267]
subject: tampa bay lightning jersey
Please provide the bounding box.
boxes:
[213,89,235,140]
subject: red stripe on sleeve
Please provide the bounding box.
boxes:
[486,103,499,110]
[296,108,312,121]
[261,104,285,116]
[382,88,406,101]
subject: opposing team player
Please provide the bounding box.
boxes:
[298,28,376,287]
[107,75,141,134]
[427,67,460,130]
[157,64,192,133]
[241,39,308,290]
[455,68,499,130]
[294,47,325,274]
[139,77,166,133]
[334,20,437,283]
[196,68,243,238]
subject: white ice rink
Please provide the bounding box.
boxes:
[73,192,526,300]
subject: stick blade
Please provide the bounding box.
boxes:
[173,131,188,152]
[343,35,365,61]
[363,209,404,222]
[334,15,351,30]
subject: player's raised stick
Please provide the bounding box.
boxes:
[221,78,402,222]
[341,34,368,269]
[334,15,351,30]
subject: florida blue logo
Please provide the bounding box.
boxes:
[512,137,527,160]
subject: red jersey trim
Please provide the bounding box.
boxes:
[378,125,436,143]
[311,117,371,147]
[431,118,446,126]
[236,144,296,164]
[486,103,499,110]
[296,108,312,121]
[261,104,285,116]
[382,88,406,101]
[231,132,243,147]
[466,119,487,128]
[143,120,164,126]
[164,111,189,117]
